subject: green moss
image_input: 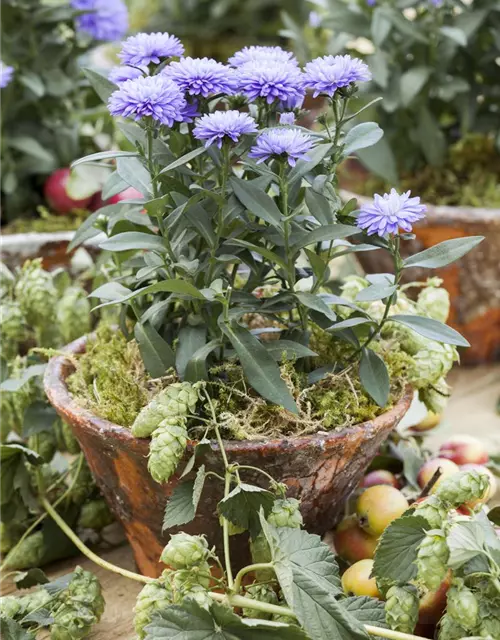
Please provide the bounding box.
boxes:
[67,325,155,427]
[346,134,500,208]
[3,207,88,235]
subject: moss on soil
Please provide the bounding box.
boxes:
[347,134,500,208]
[68,324,411,439]
[3,207,89,234]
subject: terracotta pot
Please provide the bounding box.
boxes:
[340,182,500,364]
[0,231,101,271]
[44,334,413,578]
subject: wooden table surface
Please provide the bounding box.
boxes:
[2,364,499,639]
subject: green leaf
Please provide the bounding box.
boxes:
[440,26,467,46]
[158,146,206,174]
[8,136,56,165]
[99,231,166,252]
[400,67,432,107]
[19,71,45,97]
[218,483,275,538]
[295,293,336,322]
[373,516,427,584]
[230,177,283,229]
[371,7,391,45]
[328,318,374,331]
[82,67,117,103]
[356,284,397,302]
[220,322,298,414]
[144,600,309,639]
[227,239,288,270]
[382,7,429,43]
[265,340,317,362]
[66,164,110,200]
[23,402,58,437]
[0,618,35,640]
[116,156,152,197]
[447,521,486,569]
[89,282,132,302]
[291,224,358,253]
[0,365,46,392]
[304,188,336,225]
[343,123,384,157]
[184,339,223,382]
[71,150,139,168]
[163,465,206,530]
[342,597,387,628]
[263,526,367,640]
[14,568,49,589]
[289,143,333,185]
[417,108,446,166]
[403,236,484,269]
[390,315,470,347]
[357,137,398,185]
[134,322,175,378]
[359,348,390,407]
[175,327,206,379]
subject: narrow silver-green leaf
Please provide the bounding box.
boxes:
[390,314,470,347]
[359,348,390,407]
[403,236,484,269]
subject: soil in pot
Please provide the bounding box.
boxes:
[45,325,413,577]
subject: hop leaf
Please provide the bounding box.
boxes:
[134,580,173,639]
[447,583,479,630]
[435,469,490,508]
[148,419,188,483]
[385,585,419,634]
[415,532,449,590]
[242,583,279,619]
[413,495,449,529]
[160,533,209,569]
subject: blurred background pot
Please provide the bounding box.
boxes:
[44,334,412,577]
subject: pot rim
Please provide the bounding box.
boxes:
[0,230,105,248]
[340,188,500,224]
[44,333,413,454]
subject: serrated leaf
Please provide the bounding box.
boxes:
[220,322,298,414]
[373,516,427,584]
[0,618,35,640]
[447,521,486,569]
[389,315,470,347]
[21,608,54,627]
[230,176,283,229]
[134,322,175,378]
[342,597,387,628]
[359,348,389,407]
[14,568,49,589]
[218,483,274,538]
[403,236,484,269]
[163,466,206,531]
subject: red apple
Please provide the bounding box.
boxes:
[410,410,442,433]
[44,168,93,214]
[360,470,399,489]
[418,572,451,625]
[439,435,489,466]
[333,516,379,564]
[107,186,144,204]
[417,458,460,492]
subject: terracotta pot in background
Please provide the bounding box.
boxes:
[44,334,412,578]
[340,177,500,364]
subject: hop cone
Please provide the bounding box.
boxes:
[410,341,459,388]
[170,562,212,593]
[77,499,113,530]
[56,286,91,344]
[134,581,173,639]
[148,419,188,483]
[0,301,27,359]
[267,498,303,528]
[0,596,21,619]
[70,458,95,505]
[61,421,80,454]
[28,430,57,463]
[6,356,43,434]
[0,263,15,299]
[2,530,45,570]
[51,604,96,640]
[132,398,174,438]
[417,284,450,324]
[413,495,449,529]
[242,583,279,619]
[385,585,419,634]
[435,469,490,508]
[419,377,450,415]
[161,533,209,569]
[447,584,478,629]
[14,259,57,328]
[416,532,449,590]
[64,566,105,619]
[19,589,52,617]
[438,614,468,640]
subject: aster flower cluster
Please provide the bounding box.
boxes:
[249,128,315,167]
[70,0,128,42]
[193,111,257,148]
[304,55,372,97]
[0,61,14,89]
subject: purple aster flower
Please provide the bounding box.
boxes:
[309,11,322,28]
[164,57,236,97]
[279,112,296,125]
[0,61,14,89]
[357,189,427,236]
[193,110,257,148]
[119,32,184,67]
[108,65,147,84]
[108,75,186,127]
[304,55,372,97]
[235,62,305,106]
[71,0,128,42]
[180,98,201,123]
[249,128,315,167]
[228,46,298,68]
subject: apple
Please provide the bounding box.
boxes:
[439,435,489,466]
[417,458,459,492]
[418,573,451,625]
[356,486,409,537]
[333,516,379,564]
[360,470,399,489]
[341,559,381,599]
[410,410,442,433]
[107,186,144,204]
[44,168,93,214]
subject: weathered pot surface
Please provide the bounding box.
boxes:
[44,334,413,578]
[340,184,500,364]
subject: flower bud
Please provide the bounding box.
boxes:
[160,533,209,569]
[148,419,188,483]
[385,585,419,634]
[437,614,468,640]
[416,532,449,590]
[435,469,490,508]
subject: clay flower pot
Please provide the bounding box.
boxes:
[340,185,500,364]
[44,335,412,578]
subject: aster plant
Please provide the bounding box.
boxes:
[0,0,128,222]
[69,33,483,434]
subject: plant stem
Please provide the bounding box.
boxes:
[364,626,430,640]
[40,497,153,585]
[232,562,274,594]
[207,141,230,285]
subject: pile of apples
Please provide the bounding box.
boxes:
[334,433,495,628]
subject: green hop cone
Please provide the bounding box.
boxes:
[417,283,450,324]
[61,421,80,454]
[447,583,479,630]
[148,419,188,483]
[28,430,57,463]
[14,259,58,328]
[340,276,370,308]
[134,581,173,639]
[0,596,21,619]
[0,301,27,359]
[410,341,459,388]
[0,263,15,299]
[267,498,303,528]
[242,583,279,620]
[416,532,449,590]
[160,533,209,569]
[56,286,91,345]
[51,603,96,640]
[170,562,212,595]
[65,567,105,619]
[70,458,95,505]
[77,499,113,531]
[413,495,449,529]
[438,614,469,640]
[435,469,490,508]
[132,398,173,438]
[179,584,212,610]
[2,530,45,570]
[385,585,419,634]
[419,377,450,415]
